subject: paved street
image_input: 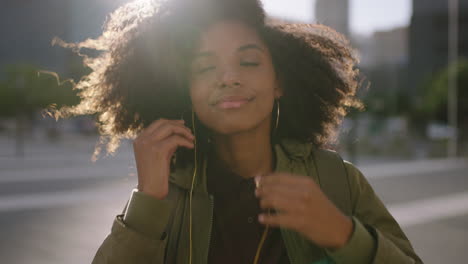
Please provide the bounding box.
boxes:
[1,134,467,264]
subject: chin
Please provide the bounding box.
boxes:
[206,115,267,136]
[211,122,252,136]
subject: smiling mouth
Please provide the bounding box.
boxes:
[215,96,254,109]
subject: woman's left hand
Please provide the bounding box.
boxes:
[255,173,353,250]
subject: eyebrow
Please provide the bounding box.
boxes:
[193,51,214,59]
[193,43,264,59]
[237,43,264,53]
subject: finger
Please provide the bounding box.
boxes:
[258,190,307,214]
[161,136,195,163]
[159,134,195,156]
[256,184,311,204]
[150,122,194,142]
[143,118,185,137]
[256,181,312,198]
[258,173,316,190]
[258,212,296,229]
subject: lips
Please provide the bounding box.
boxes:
[215,95,254,109]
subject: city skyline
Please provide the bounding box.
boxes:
[262,0,412,36]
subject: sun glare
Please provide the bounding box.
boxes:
[128,0,159,17]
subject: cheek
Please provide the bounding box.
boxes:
[250,67,278,101]
[189,82,215,125]
[253,92,275,120]
[189,83,207,111]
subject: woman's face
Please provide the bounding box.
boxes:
[189,20,282,136]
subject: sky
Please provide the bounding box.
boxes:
[262,0,413,36]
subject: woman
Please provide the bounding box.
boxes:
[54,0,422,263]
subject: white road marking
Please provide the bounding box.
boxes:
[2,157,466,183]
[0,185,134,212]
[359,158,468,179]
[1,182,468,230]
[0,166,136,183]
[389,191,468,228]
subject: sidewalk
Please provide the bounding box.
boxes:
[1,133,467,179]
[359,157,468,179]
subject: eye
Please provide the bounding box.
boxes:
[196,66,216,74]
[240,61,259,67]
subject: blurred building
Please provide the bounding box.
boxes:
[360,27,409,96]
[409,0,468,97]
[371,27,409,67]
[315,0,350,36]
[0,0,129,78]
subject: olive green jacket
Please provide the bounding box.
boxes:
[92,140,422,264]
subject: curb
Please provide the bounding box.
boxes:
[358,158,468,179]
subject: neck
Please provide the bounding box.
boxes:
[210,125,274,179]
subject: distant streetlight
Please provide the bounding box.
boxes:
[448,0,459,158]
[15,76,26,157]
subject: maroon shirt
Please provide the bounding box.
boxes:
[206,157,291,264]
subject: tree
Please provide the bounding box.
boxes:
[419,59,468,122]
[0,64,80,156]
[0,64,80,116]
[417,58,468,153]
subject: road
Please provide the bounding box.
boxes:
[0,135,467,264]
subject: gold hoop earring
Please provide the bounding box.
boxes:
[275,99,280,131]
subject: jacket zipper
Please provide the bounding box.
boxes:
[205,194,214,263]
[280,228,295,264]
[287,244,294,264]
[286,241,294,264]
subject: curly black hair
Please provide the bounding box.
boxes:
[52,0,363,162]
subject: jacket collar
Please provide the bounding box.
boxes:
[168,139,314,191]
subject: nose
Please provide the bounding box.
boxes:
[217,67,241,89]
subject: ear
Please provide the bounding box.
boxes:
[274,80,283,98]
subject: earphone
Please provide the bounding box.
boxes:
[189,110,197,264]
